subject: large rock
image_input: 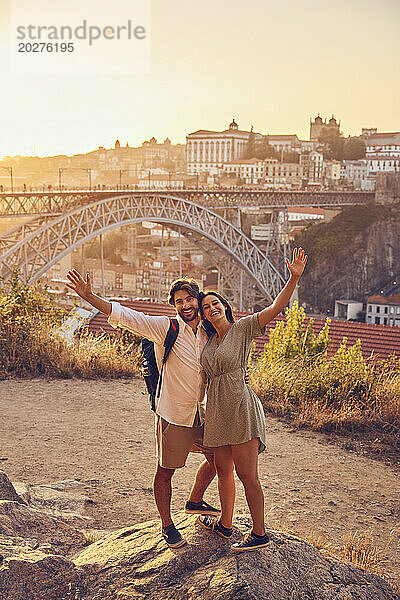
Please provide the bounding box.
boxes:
[0,500,86,556]
[0,471,25,504]
[0,553,81,600]
[75,513,399,600]
[0,500,87,600]
[14,479,92,526]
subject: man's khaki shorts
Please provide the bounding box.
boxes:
[155,415,214,469]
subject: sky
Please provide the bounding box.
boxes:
[0,0,399,158]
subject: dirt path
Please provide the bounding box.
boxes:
[0,378,399,580]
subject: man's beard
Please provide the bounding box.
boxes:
[178,307,199,323]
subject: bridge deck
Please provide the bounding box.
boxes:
[0,189,375,216]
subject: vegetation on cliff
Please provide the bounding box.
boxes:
[295,203,393,268]
[294,202,400,312]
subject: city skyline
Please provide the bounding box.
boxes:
[0,0,399,158]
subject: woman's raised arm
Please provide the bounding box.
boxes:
[256,247,308,329]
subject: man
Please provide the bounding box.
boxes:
[66,270,219,548]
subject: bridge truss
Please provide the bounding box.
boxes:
[0,194,290,308]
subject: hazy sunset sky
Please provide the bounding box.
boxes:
[0,0,399,158]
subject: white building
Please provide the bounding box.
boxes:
[334,300,363,321]
[365,132,400,175]
[186,119,261,175]
[367,155,400,174]
[265,134,300,153]
[366,294,400,327]
[138,173,194,189]
[300,151,324,182]
[366,132,400,157]
[323,160,341,184]
[287,207,325,222]
[340,160,370,189]
[222,158,265,184]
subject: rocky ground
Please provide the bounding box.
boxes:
[0,377,399,586]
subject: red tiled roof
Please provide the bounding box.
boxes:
[368,294,400,306]
[83,300,400,360]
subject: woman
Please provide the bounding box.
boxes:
[197,247,307,551]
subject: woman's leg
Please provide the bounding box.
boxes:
[231,438,265,536]
[214,445,235,529]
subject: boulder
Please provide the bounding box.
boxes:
[0,499,87,600]
[14,479,92,526]
[75,513,399,600]
[0,500,86,556]
[0,471,25,504]
[0,553,81,600]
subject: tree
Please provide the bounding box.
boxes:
[254,138,278,160]
[282,151,300,164]
[245,130,256,159]
[161,158,175,171]
[343,138,366,160]
[318,128,344,161]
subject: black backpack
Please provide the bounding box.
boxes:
[141,318,179,412]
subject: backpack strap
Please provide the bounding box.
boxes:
[156,318,179,400]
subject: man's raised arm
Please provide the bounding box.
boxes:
[66,269,112,315]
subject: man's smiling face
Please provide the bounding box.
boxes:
[173,289,200,323]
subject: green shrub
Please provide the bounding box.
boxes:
[251,303,400,447]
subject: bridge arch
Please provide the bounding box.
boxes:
[0,194,286,303]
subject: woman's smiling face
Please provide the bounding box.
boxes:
[201,294,227,324]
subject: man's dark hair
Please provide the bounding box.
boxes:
[168,278,200,306]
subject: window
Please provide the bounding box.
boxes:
[376,306,380,313]
[115,273,123,289]
[375,317,380,324]
[384,318,388,325]
[384,306,388,314]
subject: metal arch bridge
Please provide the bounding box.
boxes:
[0,193,291,307]
[0,188,375,216]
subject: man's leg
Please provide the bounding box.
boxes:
[153,463,175,529]
[188,453,216,503]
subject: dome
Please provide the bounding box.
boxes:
[314,114,323,124]
[329,115,337,125]
[115,139,121,149]
[229,118,238,130]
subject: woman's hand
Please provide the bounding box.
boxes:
[285,247,308,279]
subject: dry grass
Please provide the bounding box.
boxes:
[342,530,386,570]
[0,272,142,379]
[251,318,400,451]
[0,320,141,379]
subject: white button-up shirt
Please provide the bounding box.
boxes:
[108,302,208,427]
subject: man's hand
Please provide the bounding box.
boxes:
[66,269,93,301]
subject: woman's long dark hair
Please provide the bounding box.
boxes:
[199,291,235,338]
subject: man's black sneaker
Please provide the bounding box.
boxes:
[185,499,221,516]
[197,515,233,539]
[231,531,270,552]
[162,524,186,548]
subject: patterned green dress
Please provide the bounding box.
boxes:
[201,314,267,453]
